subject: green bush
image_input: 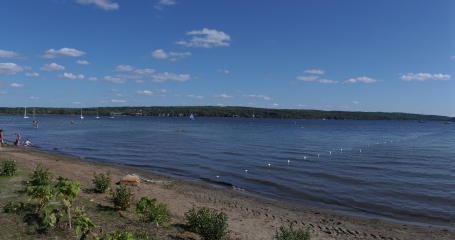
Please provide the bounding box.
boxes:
[136,196,171,226]
[274,222,310,240]
[1,159,18,176]
[110,185,135,210]
[28,163,53,186]
[185,206,229,240]
[93,230,134,240]
[92,170,111,193]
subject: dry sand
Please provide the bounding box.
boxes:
[1,146,453,240]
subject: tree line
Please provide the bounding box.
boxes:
[0,106,452,121]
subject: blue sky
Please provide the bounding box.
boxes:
[0,0,452,116]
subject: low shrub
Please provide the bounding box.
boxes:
[185,206,229,240]
[28,163,53,186]
[136,196,171,226]
[92,170,111,193]
[110,185,135,210]
[274,222,310,240]
[1,159,18,176]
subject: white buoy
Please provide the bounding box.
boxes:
[287,160,290,163]
[340,149,342,152]
[359,150,362,153]
[318,154,320,157]
[329,151,332,155]
[245,170,248,172]
[304,157,306,160]
[268,163,271,167]
[216,175,219,178]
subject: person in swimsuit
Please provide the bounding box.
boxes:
[0,129,3,148]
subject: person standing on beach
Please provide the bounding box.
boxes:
[0,129,3,148]
[15,132,21,145]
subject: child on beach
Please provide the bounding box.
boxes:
[24,139,31,147]
[14,133,21,146]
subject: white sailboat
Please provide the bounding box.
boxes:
[190,113,195,120]
[80,109,84,119]
[94,108,100,120]
[444,113,451,124]
[24,107,29,119]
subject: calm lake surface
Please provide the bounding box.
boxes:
[1,115,453,227]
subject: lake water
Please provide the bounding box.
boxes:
[1,115,453,228]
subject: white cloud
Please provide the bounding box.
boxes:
[29,96,38,99]
[157,89,170,93]
[26,73,40,77]
[269,103,278,107]
[40,63,65,71]
[134,68,156,75]
[114,65,134,71]
[305,69,325,74]
[297,76,318,81]
[151,72,190,82]
[42,48,85,58]
[111,99,126,103]
[169,51,191,61]
[451,56,455,59]
[400,73,450,81]
[112,89,119,92]
[58,73,84,80]
[214,94,233,98]
[0,50,19,58]
[153,49,170,59]
[353,101,359,104]
[187,94,204,99]
[154,0,176,10]
[345,76,377,83]
[151,49,168,59]
[75,0,119,10]
[298,104,306,107]
[151,49,191,60]
[217,103,224,106]
[245,94,272,100]
[76,60,90,65]
[0,91,6,94]
[0,63,24,75]
[104,76,125,83]
[24,66,32,70]
[135,80,145,83]
[217,69,229,74]
[318,79,338,84]
[88,77,98,81]
[72,102,81,105]
[10,83,24,88]
[175,28,230,48]
[136,90,154,96]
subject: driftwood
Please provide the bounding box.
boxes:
[119,174,141,186]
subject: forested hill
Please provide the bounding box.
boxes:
[0,106,452,121]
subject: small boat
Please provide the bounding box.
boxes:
[444,113,451,124]
[80,109,84,119]
[24,107,29,119]
[94,108,100,120]
[107,116,115,119]
[418,111,425,123]
[190,113,195,120]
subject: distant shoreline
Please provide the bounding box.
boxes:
[1,106,453,121]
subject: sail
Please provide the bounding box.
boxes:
[190,114,195,120]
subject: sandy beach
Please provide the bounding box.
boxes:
[0,146,453,240]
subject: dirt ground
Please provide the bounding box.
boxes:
[1,146,454,240]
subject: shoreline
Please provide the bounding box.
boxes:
[1,146,454,239]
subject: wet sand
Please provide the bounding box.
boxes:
[0,146,453,240]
